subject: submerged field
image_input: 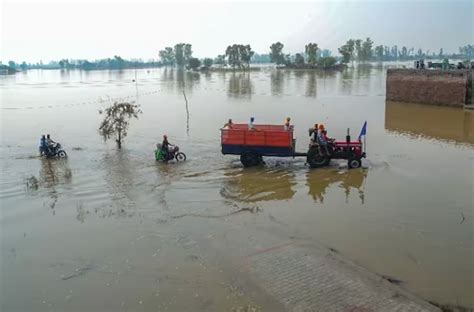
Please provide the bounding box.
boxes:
[1,64,473,310]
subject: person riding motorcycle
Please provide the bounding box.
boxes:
[161,135,174,161]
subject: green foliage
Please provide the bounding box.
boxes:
[98,101,142,149]
[317,56,337,68]
[225,44,254,70]
[338,39,355,64]
[174,43,185,67]
[359,38,373,62]
[159,47,175,66]
[269,42,285,65]
[188,57,201,70]
[294,53,305,65]
[305,43,318,65]
[8,61,16,69]
[214,55,226,66]
[203,58,213,68]
[375,45,384,60]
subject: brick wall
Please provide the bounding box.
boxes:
[386,69,472,106]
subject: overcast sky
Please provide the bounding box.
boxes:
[1,0,473,63]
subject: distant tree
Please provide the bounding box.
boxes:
[203,58,213,68]
[359,38,373,62]
[225,44,241,69]
[384,46,391,60]
[98,101,142,149]
[354,39,362,61]
[305,43,319,65]
[317,56,337,68]
[338,40,355,64]
[184,44,193,64]
[174,43,185,67]
[20,62,28,71]
[159,47,175,66]
[214,54,226,66]
[320,49,332,57]
[240,44,254,69]
[391,45,398,60]
[8,61,16,69]
[417,48,424,58]
[225,44,254,69]
[439,48,444,58]
[269,42,285,65]
[294,53,305,65]
[399,46,408,60]
[374,45,384,60]
[188,57,201,70]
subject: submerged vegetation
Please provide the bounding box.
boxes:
[98,101,142,149]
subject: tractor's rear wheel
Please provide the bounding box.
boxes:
[307,147,330,168]
[240,151,261,167]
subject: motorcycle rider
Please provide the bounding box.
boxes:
[161,135,172,161]
[45,134,56,156]
[39,135,48,156]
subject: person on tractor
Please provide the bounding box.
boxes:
[309,123,318,143]
[317,124,331,156]
[223,119,233,129]
[284,117,292,131]
[248,117,256,130]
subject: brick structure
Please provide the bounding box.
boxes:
[386,69,473,107]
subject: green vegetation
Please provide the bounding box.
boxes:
[98,102,142,149]
[269,42,286,65]
[225,44,254,70]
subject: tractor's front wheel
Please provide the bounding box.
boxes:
[240,151,261,168]
[348,157,362,169]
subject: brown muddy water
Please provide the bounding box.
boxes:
[1,65,473,311]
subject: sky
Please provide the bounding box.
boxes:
[1,0,473,63]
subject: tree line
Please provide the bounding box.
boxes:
[3,41,473,73]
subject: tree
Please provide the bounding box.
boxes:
[374,45,384,60]
[355,39,362,61]
[305,43,318,65]
[8,61,16,69]
[338,39,355,64]
[188,57,201,70]
[399,46,408,60]
[269,42,285,65]
[439,48,443,58]
[20,62,28,71]
[159,47,175,66]
[294,53,305,65]
[214,54,226,66]
[417,48,424,58]
[240,44,254,69]
[98,102,142,149]
[184,44,193,64]
[359,38,373,62]
[317,56,337,69]
[225,44,254,70]
[174,43,185,67]
[203,58,213,68]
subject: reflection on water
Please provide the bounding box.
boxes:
[270,70,284,96]
[228,72,253,100]
[306,168,367,204]
[385,101,474,144]
[39,158,72,213]
[102,150,136,218]
[221,168,296,202]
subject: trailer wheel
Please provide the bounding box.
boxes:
[240,151,261,167]
[307,147,330,168]
[348,157,362,169]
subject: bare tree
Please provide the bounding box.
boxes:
[98,101,142,149]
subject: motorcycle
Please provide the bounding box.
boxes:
[44,143,68,159]
[155,144,186,162]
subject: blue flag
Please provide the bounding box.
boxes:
[358,121,367,140]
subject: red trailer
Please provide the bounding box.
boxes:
[221,123,366,168]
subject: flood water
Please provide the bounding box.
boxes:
[1,65,473,311]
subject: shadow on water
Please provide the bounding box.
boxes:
[385,101,474,144]
[306,168,367,204]
[220,167,296,203]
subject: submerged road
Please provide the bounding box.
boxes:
[245,241,440,312]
